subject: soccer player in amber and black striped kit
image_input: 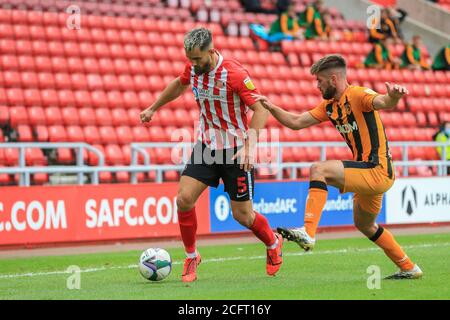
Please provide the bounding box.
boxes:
[140,28,283,282]
[253,54,422,279]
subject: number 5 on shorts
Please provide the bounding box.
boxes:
[237,176,247,194]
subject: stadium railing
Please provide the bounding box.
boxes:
[0,141,449,186]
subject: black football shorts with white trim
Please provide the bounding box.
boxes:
[181,142,255,202]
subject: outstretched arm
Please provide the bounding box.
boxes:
[373,82,408,110]
[140,77,189,123]
[251,94,320,130]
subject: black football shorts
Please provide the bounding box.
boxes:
[181,142,255,202]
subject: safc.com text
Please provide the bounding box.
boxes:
[0,197,178,232]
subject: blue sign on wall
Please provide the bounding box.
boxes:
[209,181,385,233]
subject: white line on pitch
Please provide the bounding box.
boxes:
[0,242,449,280]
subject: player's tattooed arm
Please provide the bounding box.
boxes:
[251,94,319,130]
[373,82,409,111]
[140,77,189,123]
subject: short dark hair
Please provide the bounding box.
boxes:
[310,54,347,75]
[184,28,213,51]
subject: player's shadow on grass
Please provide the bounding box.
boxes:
[136,278,180,286]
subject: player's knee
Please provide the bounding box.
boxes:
[310,162,325,179]
[176,192,195,211]
[354,220,376,237]
[231,209,253,228]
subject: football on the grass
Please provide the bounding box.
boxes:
[138,248,172,281]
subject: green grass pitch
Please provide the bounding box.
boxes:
[0,232,449,300]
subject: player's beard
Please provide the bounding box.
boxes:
[193,55,213,75]
[322,83,337,99]
[194,64,209,75]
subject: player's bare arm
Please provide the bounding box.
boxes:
[251,93,320,130]
[232,101,269,171]
[373,82,409,110]
[140,77,189,123]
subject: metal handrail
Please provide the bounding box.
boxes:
[0,141,449,186]
[0,143,104,185]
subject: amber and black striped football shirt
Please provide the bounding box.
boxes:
[309,85,393,178]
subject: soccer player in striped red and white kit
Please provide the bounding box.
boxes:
[140,28,283,282]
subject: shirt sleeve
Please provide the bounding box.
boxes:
[358,87,381,112]
[179,62,191,85]
[229,64,261,107]
[308,101,328,122]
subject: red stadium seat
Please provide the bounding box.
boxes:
[35,126,49,142]
[109,43,125,59]
[99,126,118,144]
[61,107,79,126]
[18,56,35,71]
[0,23,13,38]
[41,89,59,107]
[7,88,25,106]
[147,126,168,142]
[57,148,74,164]
[95,108,113,126]
[86,74,103,91]
[66,126,85,142]
[29,25,46,40]
[83,125,102,145]
[17,125,33,142]
[74,90,92,108]
[123,91,140,108]
[25,148,47,166]
[48,125,67,142]
[70,73,88,90]
[132,126,151,142]
[102,74,120,91]
[129,59,145,75]
[105,144,125,165]
[48,41,65,56]
[4,148,19,166]
[3,71,21,87]
[133,75,150,91]
[127,108,141,126]
[54,73,72,90]
[58,90,76,108]
[34,56,52,72]
[64,42,80,57]
[38,72,56,89]
[114,59,130,74]
[111,108,129,126]
[0,106,9,125]
[118,74,135,91]
[87,144,105,166]
[28,106,46,125]
[107,91,124,108]
[164,170,179,182]
[1,39,16,55]
[1,55,18,71]
[116,126,133,145]
[67,57,85,73]
[9,106,28,127]
[80,42,95,58]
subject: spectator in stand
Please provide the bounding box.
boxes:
[298,0,324,27]
[304,11,331,40]
[431,44,450,71]
[368,8,402,44]
[400,35,430,70]
[241,0,290,14]
[433,121,450,175]
[241,0,274,14]
[387,7,407,40]
[249,2,301,43]
[269,3,302,39]
[364,38,399,69]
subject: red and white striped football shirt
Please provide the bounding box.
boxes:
[180,51,260,150]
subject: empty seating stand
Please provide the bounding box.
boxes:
[0,1,449,185]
